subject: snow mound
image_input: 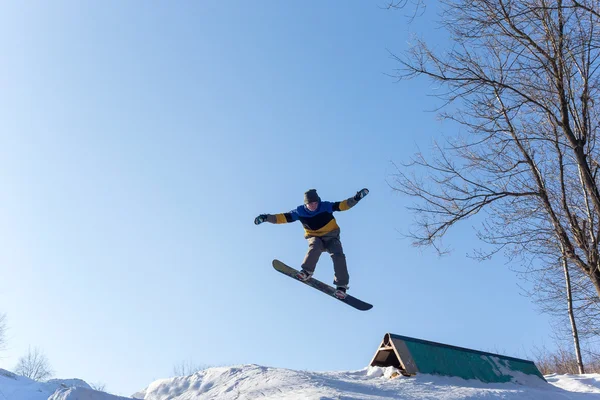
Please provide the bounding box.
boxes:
[0,369,129,400]
[47,378,92,388]
[546,373,600,393]
[0,368,18,379]
[49,387,131,400]
[133,364,600,399]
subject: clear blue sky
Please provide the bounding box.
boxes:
[0,1,554,396]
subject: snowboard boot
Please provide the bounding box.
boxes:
[296,269,313,282]
[334,285,348,300]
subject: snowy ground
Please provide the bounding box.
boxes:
[132,364,600,400]
[2,364,600,399]
[0,368,130,400]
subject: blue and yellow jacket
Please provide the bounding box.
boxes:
[267,197,359,238]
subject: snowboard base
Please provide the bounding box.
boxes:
[272,259,373,311]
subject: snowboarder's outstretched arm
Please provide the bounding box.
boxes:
[254,188,368,225]
[331,188,369,212]
[254,210,299,225]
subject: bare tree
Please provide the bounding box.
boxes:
[514,236,589,372]
[532,339,600,373]
[519,224,600,371]
[90,382,107,392]
[522,241,600,333]
[391,0,600,300]
[382,0,426,21]
[14,346,53,381]
[561,251,585,373]
[550,247,586,373]
[389,0,600,371]
[173,359,205,377]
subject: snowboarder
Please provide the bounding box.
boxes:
[254,188,369,299]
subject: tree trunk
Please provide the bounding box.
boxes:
[562,253,585,374]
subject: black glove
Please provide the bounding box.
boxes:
[354,188,369,202]
[254,214,268,225]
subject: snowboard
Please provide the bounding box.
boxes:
[272,259,373,311]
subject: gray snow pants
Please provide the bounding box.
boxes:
[300,230,349,287]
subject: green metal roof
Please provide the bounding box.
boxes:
[370,333,546,384]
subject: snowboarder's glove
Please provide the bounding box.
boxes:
[354,188,369,202]
[254,214,268,225]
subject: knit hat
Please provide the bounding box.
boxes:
[304,189,321,204]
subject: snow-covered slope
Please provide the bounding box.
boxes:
[48,386,131,400]
[0,368,129,400]
[133,364,600,400]
[2,364,600,399]
[546,373,600,393]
